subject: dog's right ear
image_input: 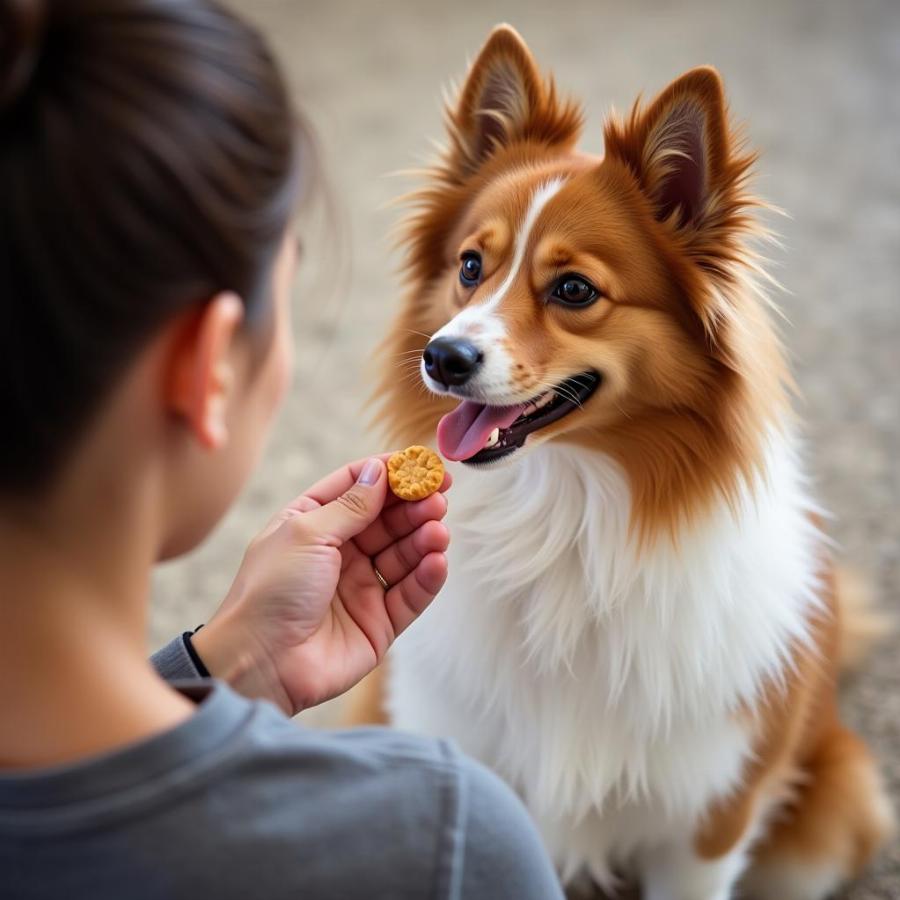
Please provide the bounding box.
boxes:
[446,25,582,178]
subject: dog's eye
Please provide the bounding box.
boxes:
[551,275,598,307]
[459,252,482,287]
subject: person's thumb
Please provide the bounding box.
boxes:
[300,458,387,545]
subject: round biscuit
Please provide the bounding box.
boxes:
[387,445,444,501]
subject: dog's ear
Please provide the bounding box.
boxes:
[604,68,758,338]
[446,25,582,178]
[604,67,749,234]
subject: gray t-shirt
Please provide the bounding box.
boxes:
[0,638,563,899]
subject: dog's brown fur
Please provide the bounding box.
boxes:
[363,25,894,895]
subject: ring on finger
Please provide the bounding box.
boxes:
[373,565,390,591]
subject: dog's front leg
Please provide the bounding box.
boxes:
[639,839,748,900]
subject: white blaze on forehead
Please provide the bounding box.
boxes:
[480,176,567,314]
[422,176,567,400]
[434,175,567,340]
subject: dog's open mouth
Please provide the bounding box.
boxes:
[436,371,601,465]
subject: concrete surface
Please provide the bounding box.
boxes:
[150,0,900,895]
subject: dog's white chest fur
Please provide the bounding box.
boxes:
[389,435,823,885]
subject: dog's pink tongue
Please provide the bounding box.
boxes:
[437,401,525,461]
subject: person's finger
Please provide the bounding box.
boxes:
[294,456,452,511]
[354,490,448,557]
[296,458,388,545]
[256,495,321,541]
[372,520,450,587]
[286,454,393,510]
[384,551,449,636]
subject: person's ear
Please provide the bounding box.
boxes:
[167,292,245,450]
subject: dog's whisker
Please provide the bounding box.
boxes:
[400,328,434,341]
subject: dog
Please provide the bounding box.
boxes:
[363,24,894,899]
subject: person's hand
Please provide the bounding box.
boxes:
[191,454,450,714]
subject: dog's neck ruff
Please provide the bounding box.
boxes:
[394,431,824,823]
[452,432,822,711]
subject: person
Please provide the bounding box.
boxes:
[0,1,566,898]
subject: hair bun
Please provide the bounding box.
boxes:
[0,0,47,113]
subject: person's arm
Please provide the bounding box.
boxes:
[151,454,451,712]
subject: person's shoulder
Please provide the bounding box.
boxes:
[259,711,471,828]
[454,755,566,899]
[272,725,564,898]
[224,694,461,818]
[247,701,463,785]
[290,719,462,771]
[217,706,473,896]
[179,685,563,898]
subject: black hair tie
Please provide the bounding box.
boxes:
[182,625,211,678]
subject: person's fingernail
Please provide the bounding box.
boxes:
[357,458,381,486]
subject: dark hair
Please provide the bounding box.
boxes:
[0,0,305,494]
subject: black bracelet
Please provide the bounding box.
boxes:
[182,625,211,678]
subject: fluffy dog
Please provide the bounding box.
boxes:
[366,25,893,899]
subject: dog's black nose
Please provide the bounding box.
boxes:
[423,337,483,387]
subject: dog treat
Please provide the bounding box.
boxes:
[387,446,444,501]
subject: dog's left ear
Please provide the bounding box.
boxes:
[604,67,750,236]
[446,25,582,178]
[605,68,757,338]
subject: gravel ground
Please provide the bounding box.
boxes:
[150,1,900,895]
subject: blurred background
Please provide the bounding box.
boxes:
[150,1,899,895]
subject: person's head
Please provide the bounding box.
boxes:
[0,0,310,555]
